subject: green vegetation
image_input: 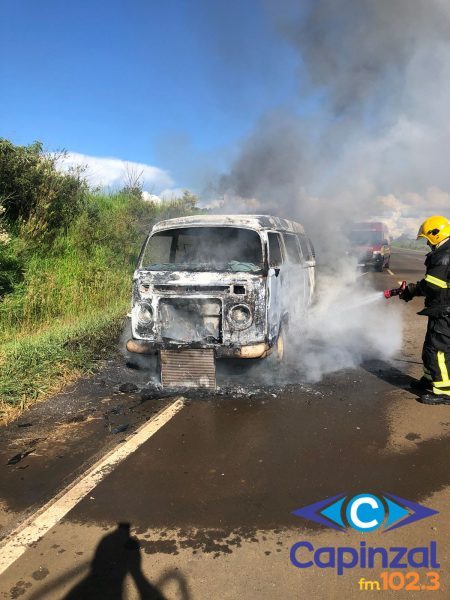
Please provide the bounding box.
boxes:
[392,235,428,251]
[0,139,201,414]
[0,313,124,412]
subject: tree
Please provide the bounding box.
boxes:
[0,139,88,241]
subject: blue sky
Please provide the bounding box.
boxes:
[0,0,303,193]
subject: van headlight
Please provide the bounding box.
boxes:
[228,304,252,330]
[139,282,151,296]
[137,302,153,325]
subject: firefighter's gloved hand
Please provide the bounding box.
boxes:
[399,283,417,302]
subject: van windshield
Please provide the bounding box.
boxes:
[349,230,383,246]
[141,227,264,272]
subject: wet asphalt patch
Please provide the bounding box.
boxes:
[61,368,450,547]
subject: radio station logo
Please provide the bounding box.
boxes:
[290,492,441,579]
[292,492,438,533]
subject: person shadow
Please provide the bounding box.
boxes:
[362,358,422,399]
[63,523,190,600]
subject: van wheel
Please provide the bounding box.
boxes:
[276,332,285,361]
[274,328,285,362]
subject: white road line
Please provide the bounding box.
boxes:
[0,397,185,576]
[387,269,395,276]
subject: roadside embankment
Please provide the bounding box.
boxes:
[0,138,202,421]
[0,310,125,421]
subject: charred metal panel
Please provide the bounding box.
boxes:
[150,214,306,235]
[130,215,316,363]
[160,349,216,388]
[159,298,222,343]
[222,276,267,345]
[155,284,230,294]
[131,270,267,346]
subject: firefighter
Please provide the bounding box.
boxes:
[399,215,450,405]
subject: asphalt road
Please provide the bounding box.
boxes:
[389,246,428,279]
[1,247,449,599]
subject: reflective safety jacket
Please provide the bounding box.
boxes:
[416,239,450,317]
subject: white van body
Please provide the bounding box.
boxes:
[127,215,316,361]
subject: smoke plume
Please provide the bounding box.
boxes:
[218,0,450,240]
[215,1,450,379]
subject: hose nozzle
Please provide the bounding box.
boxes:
[384,280,407,299]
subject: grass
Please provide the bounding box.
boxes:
[0,309,126,420]
[0,262,130,343]
[392,239,428,251]
[0,187,202,418]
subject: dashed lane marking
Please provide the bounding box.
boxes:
[387,269,395,276]
[0,397,185,576]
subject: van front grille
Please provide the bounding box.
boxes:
[160,349,216,389]
[159,298,222,343]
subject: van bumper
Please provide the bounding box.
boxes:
[126,339,272,359]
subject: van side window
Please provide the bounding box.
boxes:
[298,233,314,261]
[268,232,283,267]
[283,233,302,264]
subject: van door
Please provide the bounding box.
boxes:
[267,232,284,342]
[297,233,316,305]
[282,232,307,315]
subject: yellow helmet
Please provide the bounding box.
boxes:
[417,216,450,245]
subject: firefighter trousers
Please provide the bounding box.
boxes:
[422,315,450,396]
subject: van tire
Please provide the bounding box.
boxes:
[270,328,285,362]
[276,330,285,361]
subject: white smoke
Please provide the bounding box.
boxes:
[293,264,403,382]
[214,1,447,379]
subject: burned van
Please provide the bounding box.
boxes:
[126,215,315,388]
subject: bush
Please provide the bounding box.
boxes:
[0,138,205,410]
[0,191,203,337]
[0,139,88,242]
[0,240,23,297]
[0,204,23,296]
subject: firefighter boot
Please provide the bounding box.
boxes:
[410,377,432,392]
[419,393,450,405]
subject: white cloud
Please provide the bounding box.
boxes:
[58,151,174,192]
[141,188,193,204]
[375,188,450,238]
[159,187,188,199]
[141,191,163,203]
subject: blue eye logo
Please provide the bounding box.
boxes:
[292,493,438,533]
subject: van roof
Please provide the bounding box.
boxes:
[152,214,306,234]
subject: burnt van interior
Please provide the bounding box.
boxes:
[142,227,264,272]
